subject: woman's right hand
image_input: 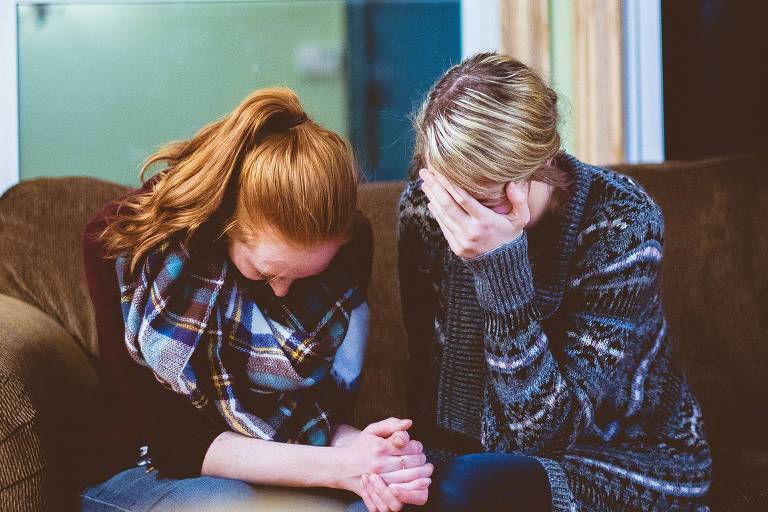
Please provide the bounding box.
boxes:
[336,418,433,510]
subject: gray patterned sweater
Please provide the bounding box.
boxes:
[397,153,712,511]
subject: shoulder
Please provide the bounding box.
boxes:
[578,166,664,245]
[573,166,664,270]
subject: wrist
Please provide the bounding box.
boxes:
[463,231,536,315]
[330,423,361,448]
[326,446,356,491]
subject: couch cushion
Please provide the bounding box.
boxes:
[0,177,129,358]
[353,181,409,427]
[613,154,768,452]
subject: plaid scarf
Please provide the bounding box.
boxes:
[115,238,366,446]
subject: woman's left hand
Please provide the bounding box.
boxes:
[419,168,530,259]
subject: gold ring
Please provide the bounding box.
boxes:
[400,456,406,470]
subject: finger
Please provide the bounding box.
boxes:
[360,479,379,512]
[390,487,429,507]
[366,474,396,512]
[382,453,426,474]
[504,181,528,212]
[387,430,409,449]
[503,181,532,226]
[369,473,403,511]
[390,478,432,491]
[420,173,470,226]
[363,418,412,438]
[427,202,462,252]
[424,189,465,236]
[380,463,434,484]
[429,169,489,218]
[390,439,423,456]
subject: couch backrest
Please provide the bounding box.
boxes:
[354,155,768,451]
[614,154,768,450]
[1,153,766,451]
[0,177,129,359]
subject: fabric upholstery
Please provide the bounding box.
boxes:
[0,294,102,512]
[0,153,765,510]
[353,182,411,427]
[0,177,129,358]
[615,155,768,451]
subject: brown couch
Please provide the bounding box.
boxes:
[1,153,766,511]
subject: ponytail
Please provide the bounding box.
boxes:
[100,87,357,272]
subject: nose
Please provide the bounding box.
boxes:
[269,279,293,297]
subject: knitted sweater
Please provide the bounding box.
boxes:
[398,153,712,511]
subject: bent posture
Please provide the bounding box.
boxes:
[398,53,711,511]
[82,88,432,511]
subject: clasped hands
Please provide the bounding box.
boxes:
[334,418,432,511]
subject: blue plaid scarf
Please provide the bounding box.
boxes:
[115,238,367,446]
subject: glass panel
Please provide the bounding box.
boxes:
[17,1,460,184]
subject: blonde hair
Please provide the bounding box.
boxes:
[413,52,568,201]
[100,87,359,272]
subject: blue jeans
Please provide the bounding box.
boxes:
[425,453,551,512]
[347,453,552,512]
[82,453,550,511]
[80,466,359,511]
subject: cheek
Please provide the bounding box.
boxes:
[228,243,260,280]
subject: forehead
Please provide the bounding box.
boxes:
[242,233,340,278]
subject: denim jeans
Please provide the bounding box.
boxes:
[82,453,550,512]
[80,466,359,512]
[347,453,552,512]
[424,453,552,512]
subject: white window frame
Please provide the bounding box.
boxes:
[623,0,665,163]
[461,0,500,58]
[1,0,19,195]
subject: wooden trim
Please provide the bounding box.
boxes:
[572,0,624,165]
[500,0,551,79]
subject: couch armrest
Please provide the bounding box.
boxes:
[0,294,101,512]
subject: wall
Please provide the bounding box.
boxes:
[18,1,348,186]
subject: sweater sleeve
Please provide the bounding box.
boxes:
[462,199,665,453]
[82,197,227,479]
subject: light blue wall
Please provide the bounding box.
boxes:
[18,1,348,185]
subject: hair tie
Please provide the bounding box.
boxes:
[264,112,308,133]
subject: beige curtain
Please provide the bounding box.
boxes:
[500,0,625,165]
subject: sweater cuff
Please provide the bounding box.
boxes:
[534,456,578,512]
[461,232,536,315]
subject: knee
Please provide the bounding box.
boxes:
[193,476,257,500]
[432,455,486,512]
[154,476,258,511]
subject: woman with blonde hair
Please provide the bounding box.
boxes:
[396,53,712,511]
[81,87,432,511]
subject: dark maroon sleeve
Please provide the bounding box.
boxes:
[82,192,227,479]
